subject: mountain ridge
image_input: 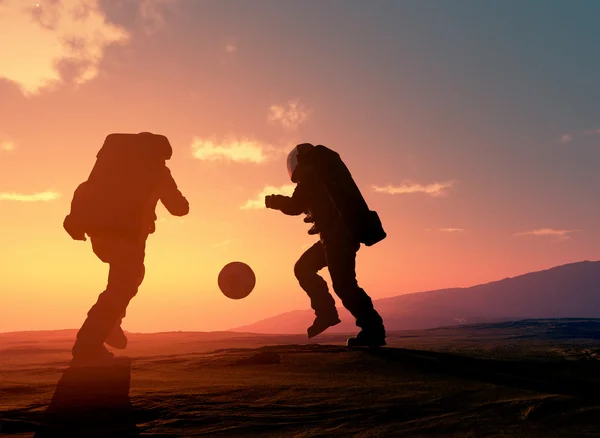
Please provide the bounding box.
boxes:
[230,260,600,334]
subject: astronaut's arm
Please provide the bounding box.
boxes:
[159,167,190,216]
[265,185,306,216]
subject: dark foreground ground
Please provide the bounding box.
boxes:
[2,319,600,437]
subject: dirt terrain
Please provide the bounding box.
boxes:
[1,319,600,437]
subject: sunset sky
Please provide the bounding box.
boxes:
[1,0,600,333]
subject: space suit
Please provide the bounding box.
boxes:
[266,143,387,347]
[64,132,189,363]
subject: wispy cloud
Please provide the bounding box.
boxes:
[373,181,456,197]
[157,215,186,224]
[241,184,295,210]
[212,239,234,248]
[136,0,177,34]
[0,140,16,152]
[560,128,600,144]
[0,191,61,202]
[425,228,464,233]
[268,100,309,130]
[514,228,580,241]
[191,136,285,164]
[560,134,573,144]
[218,38,239,65]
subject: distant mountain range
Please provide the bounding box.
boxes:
[229,261,600,334]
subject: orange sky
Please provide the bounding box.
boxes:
[1,1,599,333]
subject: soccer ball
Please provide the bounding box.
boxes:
[218,261,256,299]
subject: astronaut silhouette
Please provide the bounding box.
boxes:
[63,132,189,363]
[266,143,387,347]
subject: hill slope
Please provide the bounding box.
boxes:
[230,260,600,334]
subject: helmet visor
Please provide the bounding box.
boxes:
[286,146,300,181]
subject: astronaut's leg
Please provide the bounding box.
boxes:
[324,235,386,346]
[294,241,341,338]
[72,236,146,361]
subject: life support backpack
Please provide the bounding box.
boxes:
[63,132,172,240]
[306,145,387,247]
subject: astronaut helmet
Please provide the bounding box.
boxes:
[286,143,315,182]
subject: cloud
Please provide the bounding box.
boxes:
[425,228,464,232]
[130,0,177,35]
[191,136,285,164]
[560,128,600,144]
[212,239,234,248]
[0,140,16,152]
[156,215,185,224]
[514,228,580,241]
[268,100,309,130]
[373,181,456,197]
[217,38,239,65]
[0,191,61,202]
[560,134,573,144]
[0,0,176,97]
[241,184,295,210]
[0,0,131,96]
